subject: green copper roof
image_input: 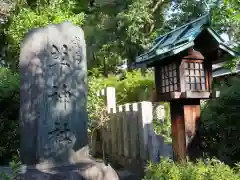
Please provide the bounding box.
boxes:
[135,13,239,67]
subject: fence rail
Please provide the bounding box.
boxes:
[90,87,172,168]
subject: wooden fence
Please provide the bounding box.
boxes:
[90,87,171,169]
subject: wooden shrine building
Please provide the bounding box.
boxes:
[134,13,240,161]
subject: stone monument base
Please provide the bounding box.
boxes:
[17,162,119,180]
[17,147,120,180]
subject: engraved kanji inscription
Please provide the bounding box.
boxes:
[47,84,75,110]
[70,36,82,64]
[49,44,70,67]
[48,121,72,144]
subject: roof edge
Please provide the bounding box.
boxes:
[154,13,211,43]
[219,43,240,57]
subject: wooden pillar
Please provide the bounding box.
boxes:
[170,99,200,162]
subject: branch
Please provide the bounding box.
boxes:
[152,0,165,14]
[145,0,166,35]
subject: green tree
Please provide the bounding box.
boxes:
[3,0,85,70]
[167,0,240,41]
[211,0,240,41]
[1,0,239,73]
[84,0,170,73]
[0,68,19,165]
[1,0,171,73]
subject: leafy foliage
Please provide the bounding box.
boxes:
[144,157,240,180]
[4,0,85,70]
[88,69,172,143]
[153,102,171,143]
[2,0,240,72]
[199,75,240,165]
[166,0,240,42]
[88,69,155,128]
[211,0,240,41]
[0,68,19,165]
[0,160,21,180]
[1,0,171,72]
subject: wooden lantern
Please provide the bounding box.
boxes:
[134,13,239,162]
[154,47,212,101]
[153,47,213,161]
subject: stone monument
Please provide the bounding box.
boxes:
[19,22,119,180]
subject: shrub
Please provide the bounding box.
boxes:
[144,158,240,180]
[0,160,21,180]
[0,68,20,165]
[4,2,85,69]
[114,70,155,104]
[199,75,240,165]
[152,102,171,143]
[88,69,172,143]
[88,69,155,127]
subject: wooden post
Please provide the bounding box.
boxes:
[97,87,116,157]
[122,104,130,158]
[137,101,153,162]
[129,103,138,160]
[170,99,200,162]
[117,105,124,157]
[97,87,116,113]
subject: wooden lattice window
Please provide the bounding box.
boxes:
[184,61,206,91]
[160,63,178,93]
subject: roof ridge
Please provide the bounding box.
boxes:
[154,13,210,43]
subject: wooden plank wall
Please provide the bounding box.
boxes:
[95,87,159,166]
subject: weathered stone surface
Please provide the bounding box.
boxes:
[17,22,121,180]
[14,157,119,180]
[19,22,88,165]
[1,153,121,180]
